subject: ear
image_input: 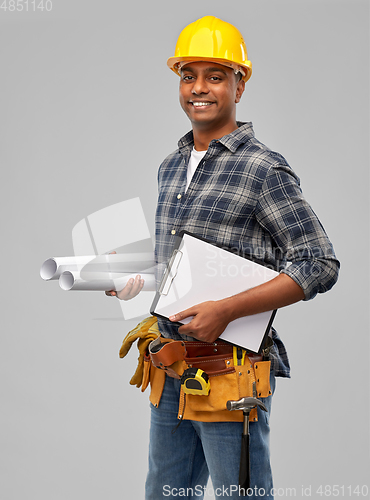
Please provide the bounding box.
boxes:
[235,79,245,103]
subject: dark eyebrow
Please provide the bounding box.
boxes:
[181,66,228,76]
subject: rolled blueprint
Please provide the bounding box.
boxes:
[40,253,155,281]
[59,271,156,292]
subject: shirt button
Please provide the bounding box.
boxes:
[177,194,182,200]
[171,230,176,235]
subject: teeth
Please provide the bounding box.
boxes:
[192,102,212,107]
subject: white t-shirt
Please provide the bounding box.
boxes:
[186,147,207,192]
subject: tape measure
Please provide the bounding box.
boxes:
[233,346,246,366]
[180,368,210,396]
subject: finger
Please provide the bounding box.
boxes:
[116,278,135,299]
[122,276,144,300]
[178,322,194,335]
[132,277,145,295]
[169,308,196,322]
[116,275,144,300]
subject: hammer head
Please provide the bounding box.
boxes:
[226,397,268,413]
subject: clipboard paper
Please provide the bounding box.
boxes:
[151,231,279,354]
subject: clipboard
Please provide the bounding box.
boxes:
[150,231,279,354]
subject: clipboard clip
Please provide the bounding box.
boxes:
[159,249,183,296]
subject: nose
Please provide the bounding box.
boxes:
[192,76,209,95]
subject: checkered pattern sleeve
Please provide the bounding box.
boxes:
[255,163,340,300]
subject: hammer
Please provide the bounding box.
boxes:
[227,397,268,493]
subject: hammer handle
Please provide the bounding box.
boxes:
[239,433,251,492]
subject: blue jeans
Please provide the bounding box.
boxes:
[145,372,276,499]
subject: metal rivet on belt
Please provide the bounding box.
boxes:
[213,348,218,352]
[247,370,250,374]
[255,364,258,369]
[259,393,261,397]
[226,360,230,365]
[239,372,242,376]
[159,362,163,366]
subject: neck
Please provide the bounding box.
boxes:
[192,121,239,151]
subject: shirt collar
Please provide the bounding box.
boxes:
[178,122,255,154]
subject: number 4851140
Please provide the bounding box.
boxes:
[0,0,53,11]
[316,485,369,497]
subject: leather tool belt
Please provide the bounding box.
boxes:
[149,336,263,378]
[146,336,272,423]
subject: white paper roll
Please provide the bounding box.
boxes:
[59,271,156,292]
[40,253,155,280]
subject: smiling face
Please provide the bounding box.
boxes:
[179,61,245,135]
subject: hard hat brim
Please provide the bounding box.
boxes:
[167,56,252,82]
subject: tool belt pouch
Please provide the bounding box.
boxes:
[145,354,167,408]
[181,343,272,423]
[141,355,152,393]
[147,338,185,408]
[148,338,272,423]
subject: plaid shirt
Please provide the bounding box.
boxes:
[154,122,340,377]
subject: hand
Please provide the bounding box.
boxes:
[169,300,232,343]
[105,274,144,300]
[105,251,144,300]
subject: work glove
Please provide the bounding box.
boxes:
[119,316,159,388]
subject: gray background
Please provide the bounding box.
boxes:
[1,0,369,499]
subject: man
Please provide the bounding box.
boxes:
[108,16,339,499]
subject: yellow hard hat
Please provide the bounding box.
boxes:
[167,16,252,82]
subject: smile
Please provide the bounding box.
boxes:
[190,101,214,108]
